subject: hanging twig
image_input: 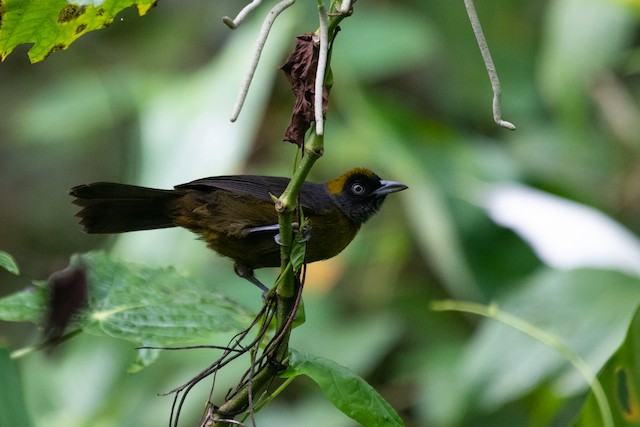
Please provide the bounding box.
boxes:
[314,2,329,135]
[222,0,264,29]
[230,0,296,122]
[463,0,516,130]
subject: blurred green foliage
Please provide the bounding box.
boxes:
[1,0,640,426]
[576,308,640,427]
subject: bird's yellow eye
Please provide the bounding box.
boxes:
[351,182,366,195]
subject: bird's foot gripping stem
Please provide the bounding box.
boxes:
[273,222,311,246]
[234,263,269,298]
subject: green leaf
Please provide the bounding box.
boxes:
[283,349,404,427]
[0,281,48,323]
[0,252,255,349]
[575,307,640,427]
[432,299,614,427]
[75,252,254,346]
[0,251,19,275]
[427,268,640,426]
[461,268,640,411]
[127,347,161,374]
[0,0,157,63]
[0,348,33,427]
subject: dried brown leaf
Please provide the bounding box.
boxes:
[281,33,329,146]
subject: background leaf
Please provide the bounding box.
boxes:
[0,347,33,427]
[0,282,47,323]
[455,269,640,416]
[575,307,640,427]
[0,251,20,275]
[485,184,640,275]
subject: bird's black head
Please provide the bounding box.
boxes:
[327,167,408,226]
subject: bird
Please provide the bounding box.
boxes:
[69,167,407,293]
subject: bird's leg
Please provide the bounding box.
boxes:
[233,263,269,297]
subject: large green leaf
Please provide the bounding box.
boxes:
[463,268,640,410]
[0,0,157,63]
[427,268,640,425]
[78,252,254,345]
[0,281,48,323]
[0,252,254,347]
[283,349,404,427]
[575,307,640,427]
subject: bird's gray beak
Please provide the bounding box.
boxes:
[373,180,408,197]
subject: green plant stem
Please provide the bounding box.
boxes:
[214,362,281,424]
[212,115,325,427]
[273,129,324,362]
[276,129,324,296]
[213,4,345,421]
[327,0,349,34]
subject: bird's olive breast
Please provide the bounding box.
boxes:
[303,209,359,263]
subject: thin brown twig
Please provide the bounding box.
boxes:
[138,344,243,352]
[163,301,276,427]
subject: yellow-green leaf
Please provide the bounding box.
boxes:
[0,0,157,63]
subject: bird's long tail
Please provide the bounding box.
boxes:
[69,183,182,234]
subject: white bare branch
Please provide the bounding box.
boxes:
[464,0,516,130]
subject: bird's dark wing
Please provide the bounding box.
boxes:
[176,176,336,213]
[176,175,289,201]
